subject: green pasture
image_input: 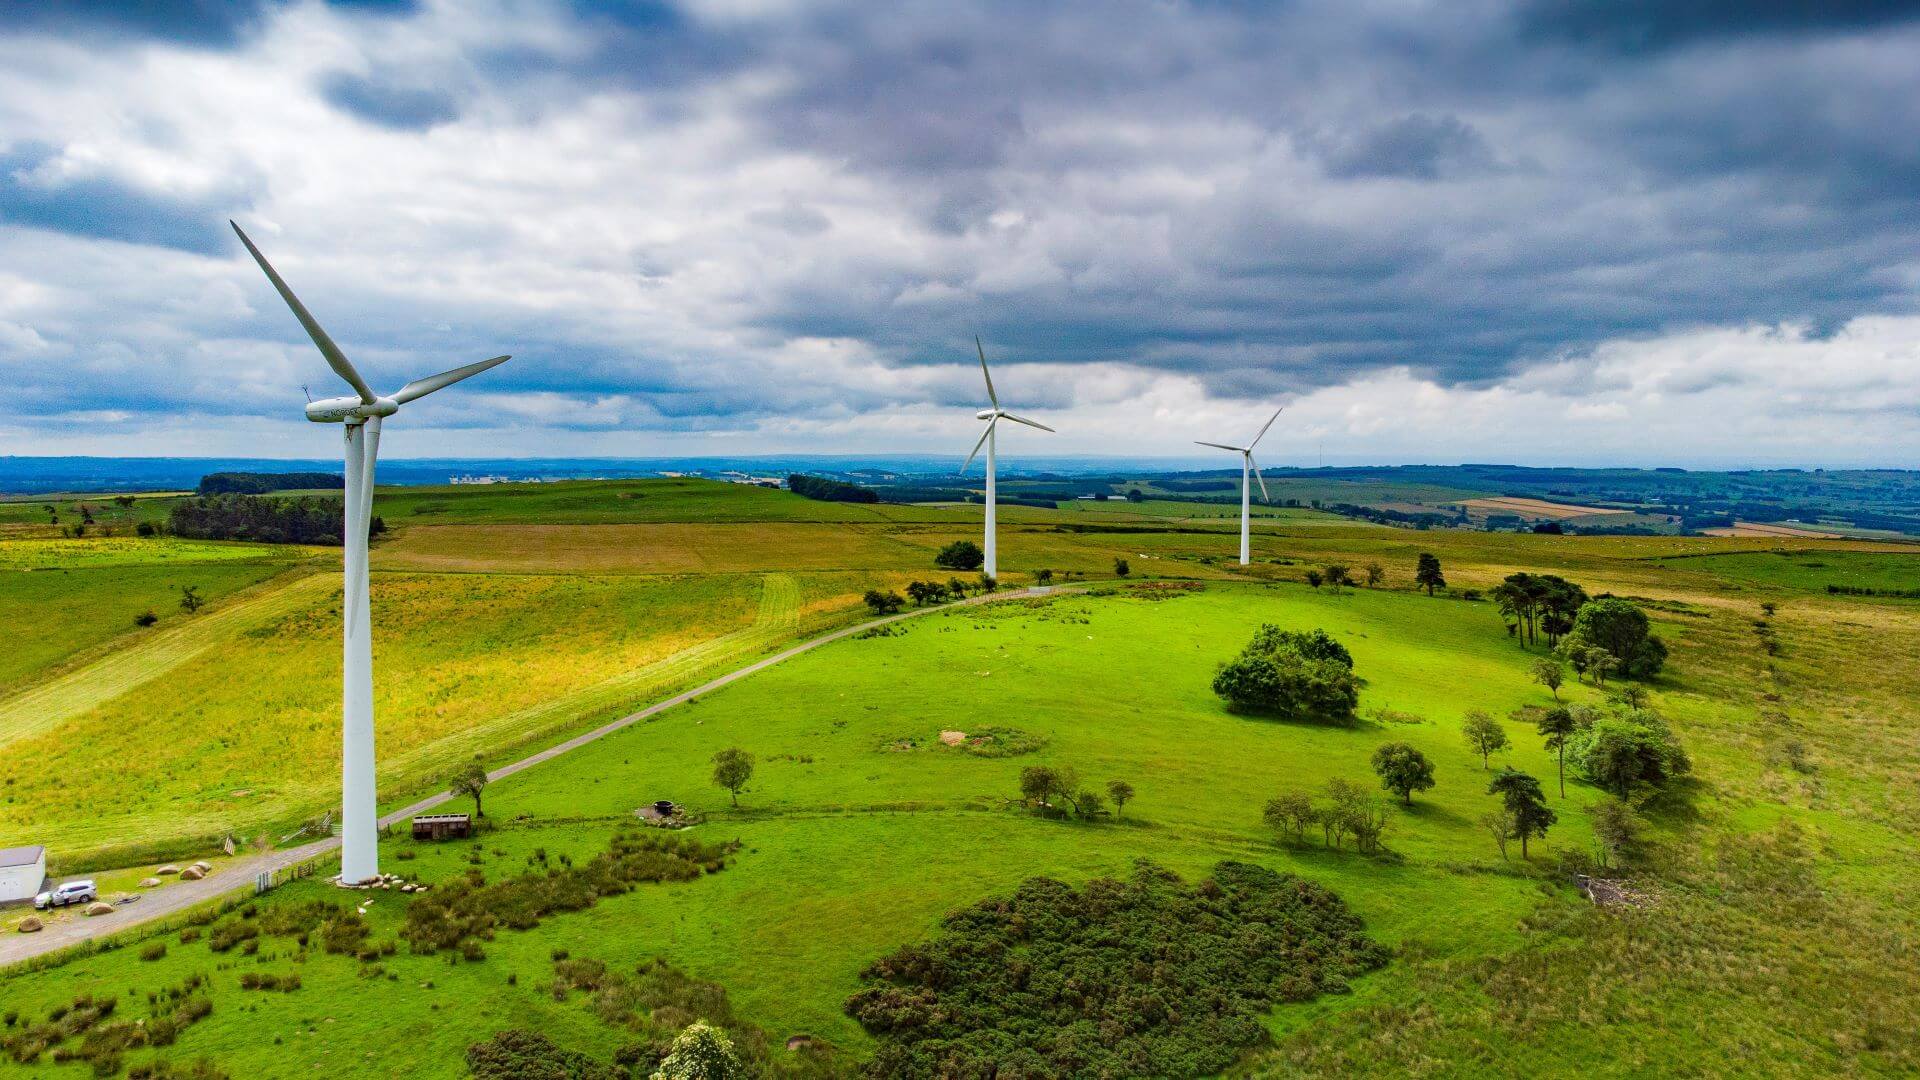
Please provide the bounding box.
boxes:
[1652,549,1920,595]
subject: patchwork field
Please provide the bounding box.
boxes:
[2,478,1918,1078]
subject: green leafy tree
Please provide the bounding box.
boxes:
[1070,787,1106,819]
[178,584,204,613]
[1323,564,1350,593]
[1211,649,1359,724]
[1536,706,1577,796]
[935,540,985,571]
[1479,809,1514,860]
[1363,562,1384,587]
[1113,557,1131,577]
[978,573,998,592]
[1487,769,1556,859]
[1590,796,1640,869]
[651,1021,744,1080]
[1415,552,1445,595]
[1304,569,1324,589]
[1370,742,1436,805]
[1460,709,1511,769]
[1106,779,1134,820]
[1263,792,1315,842]
[449,756,490,818]
[1570,714,1690,798]
[1036,568,1054,586]
[863,589,904,615]
[1568,598,1667,678]
[711,748,754,807]
[1019,765,1068,810]
[1531,657,1566,701]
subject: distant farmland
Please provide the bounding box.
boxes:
[1457,496,1632,520]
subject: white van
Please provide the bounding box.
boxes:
[33,879,97,910]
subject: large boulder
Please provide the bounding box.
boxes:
[179,866,205,881]
[155,864,180,875]
[16,916,42,933]
[139,877,162,888]
[85,902,114,916]
[189,860,213,873]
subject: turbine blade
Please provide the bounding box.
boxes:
[231,221,376,404]
[1251,456,1270,502]
[1250,406,1284,449]
[976,336,999,410]
[394,355,510,404]
[961,420,994,473]
[1195,441,1245,452]
[1000,412,1054,432]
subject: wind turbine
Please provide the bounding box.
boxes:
[231,221,508,886]
[1197,407,1282,565]
[960,337,1053,580]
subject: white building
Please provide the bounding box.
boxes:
[0,845,46,904]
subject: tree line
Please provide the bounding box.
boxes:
[169,494,364,545]
[786,473,879,503]
[196,471,344,495]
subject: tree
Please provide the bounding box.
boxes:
[1106,779,1134,820]
[1323,564,1350,593]
[1305,569,1324,589]
[134,610,159,627]
[113,495,137,511]
[1570,714,1690,798]
[711,748,753,807]
[1614,683,1651,710]
[1531,658,1566,701]
[1363,562,1384,587]
[1460,710,1511,769]
[1568,598,1667,678]
[651,1021,744,1080]
[978,574,997,592]
[1487,769,1556,859]
[1070,787,1106,819]
[1370,742,1435,805]
[1019,765,1067,810]
[1212,648,1359,724]
[863,589,904,615]
[1760,601,1778,617]
[1036,568,1054,586]
[904,580,937,606]
[1263,791,1315,842]
[1247,625,1353,667]
[1479,809,1514,861]
[1590,796,1639,869]
[1113,557,1130,577]
[935,540,985,571]
[449,756,490,818]
[1536,706,1576,796]
[136,521,158,537]
[1415,553,1445,595]
[178,585,204,613]
[947,577,970,598]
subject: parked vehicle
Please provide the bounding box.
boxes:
[33,879,97,910]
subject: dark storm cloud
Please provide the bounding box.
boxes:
[0,0,415,48]
[320,71,460,130]
[0,143,239,254]
[1517,0,1920,53]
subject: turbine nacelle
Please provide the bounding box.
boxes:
[976,408,999,421]
[305,395,399,423]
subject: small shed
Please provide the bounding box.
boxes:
[0,845,47,904]
[411,814,471,841]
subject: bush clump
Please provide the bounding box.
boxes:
[404,832,734,955]
[846,859,1387,1078]
[1211,626,1361,724]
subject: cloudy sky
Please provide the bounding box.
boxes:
[3,0,1919,467]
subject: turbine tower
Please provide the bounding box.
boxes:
[232,221,508,886]
[1197,407,1282,565]
[960,337,1053,580]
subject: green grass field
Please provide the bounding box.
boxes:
[2,479,1918,1078]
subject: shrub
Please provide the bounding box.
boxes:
[934,540,984,571]
[1212,626,1359,724]
[139,941,167,962]
[847,860,1386,1078]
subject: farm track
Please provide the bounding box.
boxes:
[0,584,1061,971]
[0,570,332,749]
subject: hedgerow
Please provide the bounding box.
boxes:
[846,859,1387,1078]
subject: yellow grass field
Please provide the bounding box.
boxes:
[1703,521,1845,539]
[1458,496,1631,519]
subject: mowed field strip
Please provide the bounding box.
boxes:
[0,569,332,747]
[1458,496,1631,519]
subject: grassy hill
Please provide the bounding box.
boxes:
[0,478,1916,1077]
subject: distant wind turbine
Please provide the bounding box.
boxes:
[1197,407,1282,565]
[231,220,508,886]
[960,337,1053,580]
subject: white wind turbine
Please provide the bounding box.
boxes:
[1197,407,1282,565]
[960,337,1053,580]
[232,221,508,886]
